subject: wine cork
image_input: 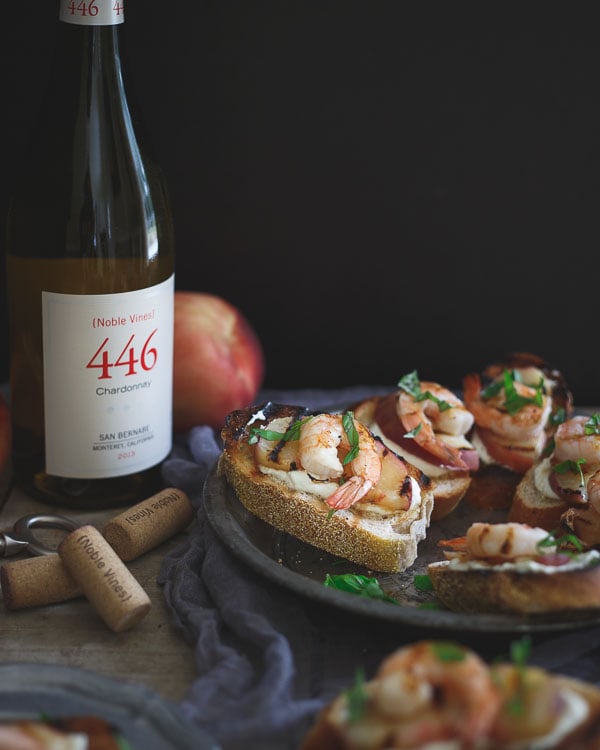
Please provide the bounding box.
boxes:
[58,525,151,632]
[102,487,194,561]
[0,554,82,611]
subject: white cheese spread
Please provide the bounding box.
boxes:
[439,549,600,574]
[505,687,589,749]
[258,465,422,517]
[533,456,561,500]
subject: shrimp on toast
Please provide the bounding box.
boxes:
[429,520,600,615]
[352,372,478,521]
[219,402,434,572]
[302,639,600,749]
[462,352,573,510]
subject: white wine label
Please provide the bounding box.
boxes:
[60,0,125,26]
[42,276,174,479]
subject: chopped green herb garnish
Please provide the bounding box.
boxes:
[481,378,504,399]
[403,423,422,439]
[324,573,399,604]
[344,668,369,723]
[413,573,434,591]
[248,415,312,445]
[536,532,559,551]
[398,370,451,411]
[506,636,532,716]
[537,530,583,554]
[481,369,544,415]
[585,414,600,435]
[542,436,556,457]
[511,635,532,669]
[431,641,466,662]
[397,370,421,396]
[342,411,360,464]
[552,458,586,487]
[502,370,544,415]
[549,407,567,427]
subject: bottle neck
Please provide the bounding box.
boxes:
[51,0,126,106]
[50,22,124,102]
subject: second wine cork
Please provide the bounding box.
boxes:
[102,487,194,561]
[0,554,82,611]
[58,525,151,632]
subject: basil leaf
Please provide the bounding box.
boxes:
[344,668,368,723]
[324,573,399,604]
[511,635,532,669]
[398,371,451,411]
[552,458,586,487]
[481,369,544,415]
[536,532,559,550]
[431,642,466,662]
[413,573,434,591]
[503,370,544,415]
[248,415,312,445]
[506,636,532,717]
[416,389,451,412]
[538,531,583,554]
[549,407,566,427]
[397,370,421,397]
[342,411,360,465]
[585,414,600,435]
[481,380,502,399]
[403,423,422,438]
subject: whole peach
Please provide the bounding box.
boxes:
[172,291,265,431]
[0,391,11,475]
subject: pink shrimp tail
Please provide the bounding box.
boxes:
[326,477,373,510]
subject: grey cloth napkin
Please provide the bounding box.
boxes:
[158,387,600,750]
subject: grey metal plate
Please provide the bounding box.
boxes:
[204,465,600,635]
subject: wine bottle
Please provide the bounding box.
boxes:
[5,0,175,508]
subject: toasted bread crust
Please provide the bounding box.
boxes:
[219,403,434,572]
[427,558,600,615]
[509,466,568,530]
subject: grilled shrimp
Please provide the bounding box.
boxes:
[463,371,551,444]
[440,522,553,562]
[553,414,600,465]
[398,381,474,467]
[298,413,382,509]
[374,641,501,746]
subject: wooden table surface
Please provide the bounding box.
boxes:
[0,466,197,704]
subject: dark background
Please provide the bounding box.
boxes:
[1,4,598,403]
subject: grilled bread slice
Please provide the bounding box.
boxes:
[218,402,434,573]
[427,520,600,615]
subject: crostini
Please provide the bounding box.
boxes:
[218,402,434,572]
[427,521,600,615]
[300,639,600,749]
[352,371,478,521]
[510,413,600,546]
[462,351,573,510]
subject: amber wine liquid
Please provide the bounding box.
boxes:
[6,0,175,508]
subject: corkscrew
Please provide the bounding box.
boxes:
[0,514,80,557]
